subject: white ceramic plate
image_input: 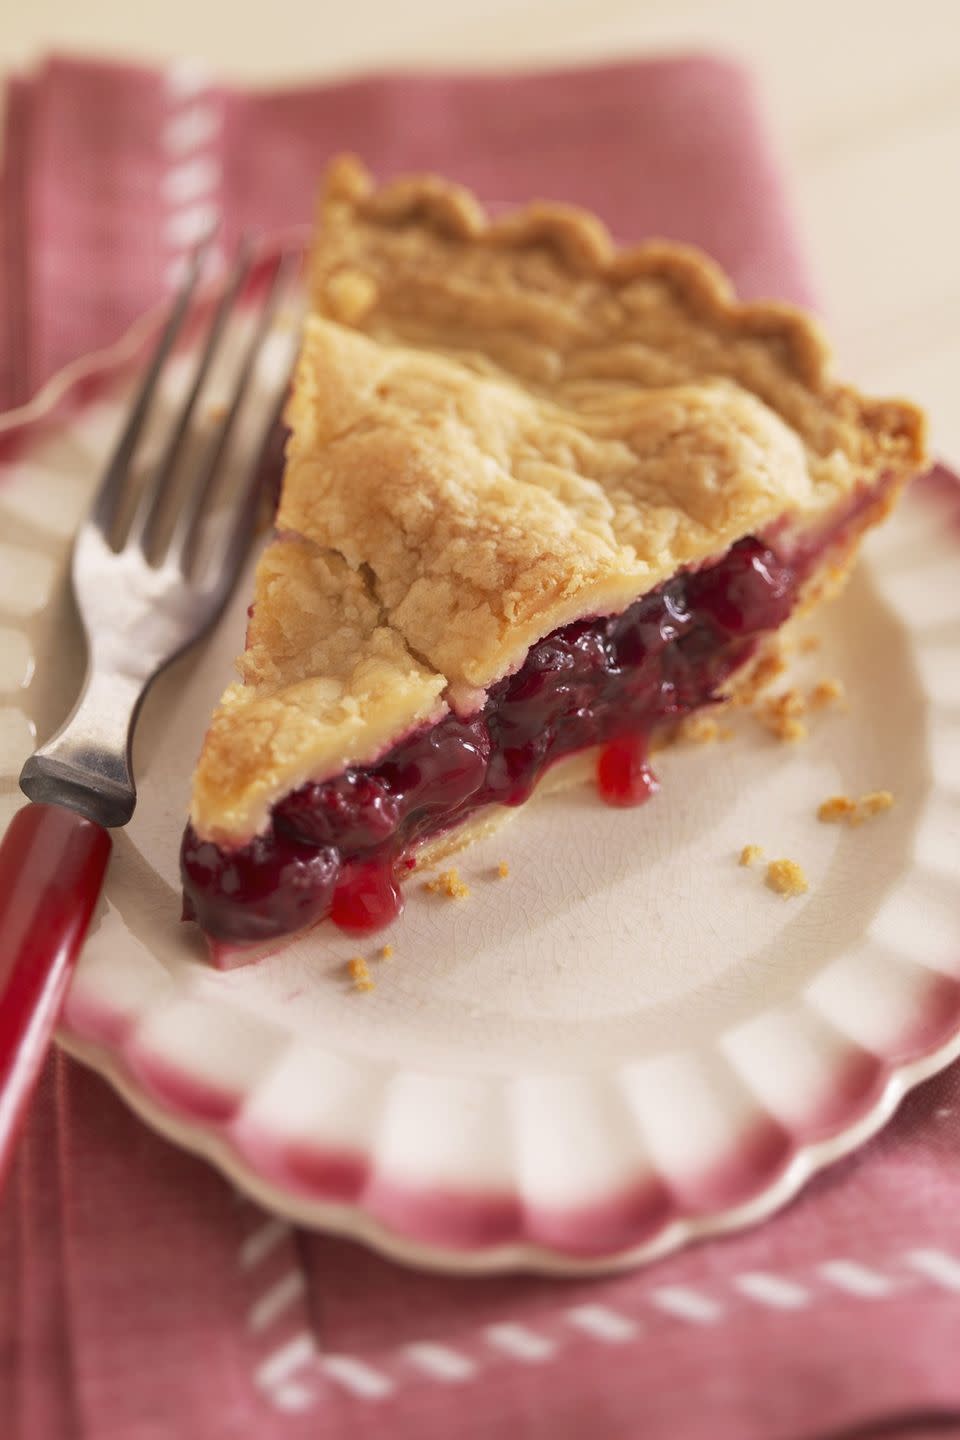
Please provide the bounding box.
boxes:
[3,255,960,1275]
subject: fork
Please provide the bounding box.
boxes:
[0,240,298,1186]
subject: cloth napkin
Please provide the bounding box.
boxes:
[2,53,960,1440]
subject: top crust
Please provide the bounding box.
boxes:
[280,321,818,694]
[294,156,924,693]
[191,541,446,845]
[189,156,927,843]
[312,156,923,462]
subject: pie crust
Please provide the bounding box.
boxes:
[189,156,926,856]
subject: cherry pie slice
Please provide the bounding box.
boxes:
[181,157,926,946]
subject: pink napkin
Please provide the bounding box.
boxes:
[3,53,960,1440]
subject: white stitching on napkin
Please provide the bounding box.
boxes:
[404,1343,477,1382]
[485,1323,556,1361]
[238,1217,292,1270]
[163,156,223,207]
[818,1260,896,1298]
[318,1356,396,1400]
[236,1203,320,1413]
[240,1242,960,1412]
[164,104,221,157]
[255,1332,317,1392]
[734,1273,810,1308]
[268,1381,315,1413]
[903,1247,960,1289]
[247,1270,308,1333]
[565,1304,638,1341]
[165,202,221,252]
[647,1286,722,1324]
[162,60,223,291]
[165,57,214,101]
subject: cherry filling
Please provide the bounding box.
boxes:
[181,537,797,942]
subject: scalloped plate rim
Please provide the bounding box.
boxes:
[57,1019,960,1276]
[4,236,960,1276]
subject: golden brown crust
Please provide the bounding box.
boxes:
[279,318,823,694]
[190,540,445,843]
[294,157,924,688]
[765,858,809,898]
[191,156,927,844]
[315,155,925,464]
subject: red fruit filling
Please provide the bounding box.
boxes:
[181,535,803,943]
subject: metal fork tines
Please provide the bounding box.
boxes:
[19,240,301,827]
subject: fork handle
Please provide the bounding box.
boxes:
[0,803,111,1188]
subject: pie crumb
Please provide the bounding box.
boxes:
[679,713,732,744]
[857,789,898,823]
[424,868,470,899]
[809,678,846,710]
[497,861,510,879]
[380,944,394,960]
[348,956,375,992]
[817,790,894,826]
[739,843,764,867]
[733,649,787,706]
[755,649,788,686]
[817,794,858,823]
[765,858,809,898]
[757,678,845,740]
[798,634,821,654]
[758,689,809,742]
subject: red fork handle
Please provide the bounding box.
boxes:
[0,803,111,1188]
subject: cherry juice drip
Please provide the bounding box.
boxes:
[182,537,795,942]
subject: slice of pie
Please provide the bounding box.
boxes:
[181,156,927,945]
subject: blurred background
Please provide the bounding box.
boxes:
[5,0,959,459]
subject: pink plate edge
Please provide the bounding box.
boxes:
[5,246,960,1276]
[57,1011,960,1276]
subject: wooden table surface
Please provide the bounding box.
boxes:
[5,0,959,459]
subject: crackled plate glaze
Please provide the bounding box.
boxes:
[2,253,960,1274]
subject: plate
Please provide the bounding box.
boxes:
[3,249,960,1275]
